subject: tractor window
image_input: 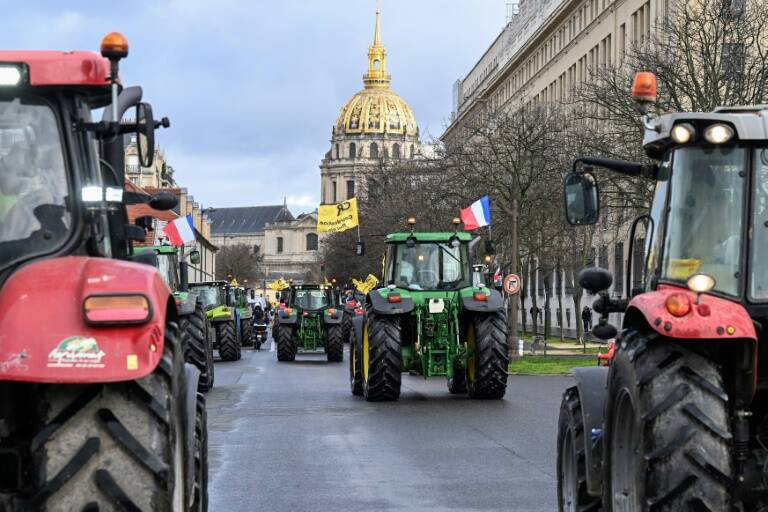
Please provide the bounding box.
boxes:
[293,289,329,310]
[392,242,470,290]
[156,254,179,291]
[662,146,746,296]
[0,98,70,269]
[750,147,768,300]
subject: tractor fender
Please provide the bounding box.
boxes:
[624,284,757,341]
[571,366,609,497]
[0,256,171,383]
[461,288,505,313]
[182,363,200,501]
[175,292,197,316]
[276,310,298,325]
[323,312,343,325]
[369,290,414,315]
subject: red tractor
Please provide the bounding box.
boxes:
[0,34,206,510]
[557,72,768,511]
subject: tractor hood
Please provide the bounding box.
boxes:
[0,256,172,383]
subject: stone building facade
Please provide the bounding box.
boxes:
[442,0,667,334]
[319,8,422,204]
[124,137,175,189]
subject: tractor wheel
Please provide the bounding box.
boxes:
[349,324,363,396]
[342,313,352,344]
[182,303,215,392]
[28,322,192,511]
[557,387,601,512]
[467,311,508,399]
[217,321,240,362]
[325,324,344,362]
[603,332,732,511]
[276,325,297,362]
[363,313,402,402]
[447,359,467,394]
[191,392,208,511]
[241,320,254,348]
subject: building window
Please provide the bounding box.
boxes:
[346,180,355,199]
[392,143,401,159]
[332,181,337,203]
[349,143,356,159]
[370,142,378,158]
[277,237,284,254]
[335,144,340,159]
[306,233,318,251]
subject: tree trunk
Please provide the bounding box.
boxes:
[508,198,519,358]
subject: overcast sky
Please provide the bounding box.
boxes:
[1,1,506,212]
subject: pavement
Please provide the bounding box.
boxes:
[207,334,571,512]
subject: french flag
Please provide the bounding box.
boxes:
[163,214,196,246]
[460,196,491,231]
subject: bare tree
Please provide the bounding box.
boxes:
[216,244,262,284]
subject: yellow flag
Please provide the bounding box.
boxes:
[317,197,359,233]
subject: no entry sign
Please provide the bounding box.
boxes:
[503,273,522,295]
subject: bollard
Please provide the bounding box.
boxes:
[518,339,524,357]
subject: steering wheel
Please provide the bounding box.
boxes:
[417,269,439,288]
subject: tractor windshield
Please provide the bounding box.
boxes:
[391,242,470,290]
[156,253,179,290]
[293,289,329,311]
[190,285,224,309]
[662,146,746,296]
[0,97,70,269]
[750,148,768,300]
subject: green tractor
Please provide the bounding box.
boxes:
[349,223,509,401]
[232,285,255,348]
[189,281,242,362]
[274,284,344,362]
[134,245,215,391]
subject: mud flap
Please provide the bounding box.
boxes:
[571,366,608,497]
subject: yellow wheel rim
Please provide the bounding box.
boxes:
[363,322,370,381]
[467,323,477,382]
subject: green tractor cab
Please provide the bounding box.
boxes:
[349,228,509,401]
[232,285,255,348]
[189,281,241,362]
[134,245,215,391]
[274,284,344,362]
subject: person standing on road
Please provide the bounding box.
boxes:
[582,306,592,333]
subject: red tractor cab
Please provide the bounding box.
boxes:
[557,72,768,511]
[0,34,206,511]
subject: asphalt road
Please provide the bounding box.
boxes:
[207,336,571,512]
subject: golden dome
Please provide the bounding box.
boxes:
[335,9,419,137]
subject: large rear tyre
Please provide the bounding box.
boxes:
[349,324,363,396]
[467,311,508,399]
[363,313,402,402]
[342,313,352,344]
[29,322,191,511]
[217,321,240,362]
[557,387,601,512]
[604,332,733,511]
[191,392,208,511]
[182,303,215,392]
[276,325,297,362]
[240,320,254,348]
[325,324,344,362]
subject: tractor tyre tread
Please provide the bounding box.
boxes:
[326,324,344,362]
[28,323,189,512]
[363,313,401,402]
[468,311,508,399]
[217,321,240,362]
[241,320,254,348]
[276,325,297,362]
[182,304,214,392]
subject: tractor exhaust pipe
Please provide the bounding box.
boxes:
[179,262,189,292]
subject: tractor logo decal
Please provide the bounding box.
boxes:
[0,350,29,373]
[47,337,106,368]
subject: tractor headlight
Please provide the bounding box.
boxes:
[687,273,716,293]
[670,123,696,144]
[0,65,23,86]
[704,124,734,144]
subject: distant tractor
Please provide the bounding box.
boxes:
[232,284,255,348]
[557,72,768,511]
[349,219,508,401]
[0,34,206,509]
[134,245,215,391]
[274,284,344,362]
[190,281,241,362]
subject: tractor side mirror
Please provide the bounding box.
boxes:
[189,250,201,265]
[564,172,599,225]
[148,191,178,211]
[579,267,613,294]
[136,103,155,168]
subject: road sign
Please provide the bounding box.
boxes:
[503,273,522,295]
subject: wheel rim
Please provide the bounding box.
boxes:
[559,425,578,512]
[611,389,641,512]
[362,322,370,381]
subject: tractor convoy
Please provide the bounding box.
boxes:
[557,72,768,511]
[0,34,206,510]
